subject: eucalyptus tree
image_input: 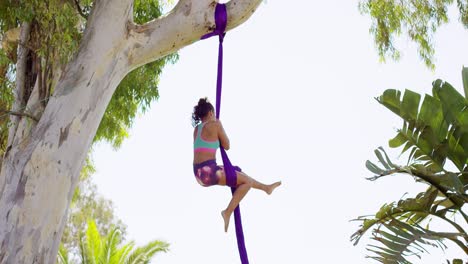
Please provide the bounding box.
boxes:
[1,0,168,261]
[359,0,468,69]
[57,220,168,264]
[351,68,468,263]
[0,0,264,262]
[1,0,168,258]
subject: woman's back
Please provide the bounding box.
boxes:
[193,121,219,164]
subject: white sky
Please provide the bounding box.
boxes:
[93,1,468,263]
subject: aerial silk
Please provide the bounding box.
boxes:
[201,3,249,264]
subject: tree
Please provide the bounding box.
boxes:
[0,0,263,262]
[0,0,171,262]
[351,68,468,263]
[359,0,468,69]
[57,219,168,264]
[0,0,170,258]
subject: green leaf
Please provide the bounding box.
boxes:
[375,148,392,169]
[401,89,421,121]
[433,81,465,125]
[86,219,102,261]
[366,160,385,175]
[57,244,69,264]
[462,67,468,99]
[378,89,402,116]
[389,132,407,148]
[378,147,397,168]
[418,95,443,136]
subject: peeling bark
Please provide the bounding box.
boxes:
[0,0,263,262]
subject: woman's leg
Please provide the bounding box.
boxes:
[244,172,282,195]
[217,170,281,232]
[218,170,252,232]
[218,168,282,194]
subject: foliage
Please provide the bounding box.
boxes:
[359,0,468,69]
[58,219,169,264]
[0,64,13,153]
[0,0,178,151]
[351,68,468,263]
[61,158,127,256]
[95,53,178,148]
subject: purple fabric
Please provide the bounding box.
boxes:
[201,4,227,41]
[201,4,250,264]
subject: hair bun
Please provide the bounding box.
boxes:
[192,97,214,127]
[198,97,208,106]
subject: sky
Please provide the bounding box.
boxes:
[92,1,468,263]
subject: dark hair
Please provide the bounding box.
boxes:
[192,97,214,127]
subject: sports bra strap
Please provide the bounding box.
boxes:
[196,123,204,137]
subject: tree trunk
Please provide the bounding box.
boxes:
[0,0,261,263]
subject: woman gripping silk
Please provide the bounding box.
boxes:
[192,97,281,232]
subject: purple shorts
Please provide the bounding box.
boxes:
[193,159,241,187]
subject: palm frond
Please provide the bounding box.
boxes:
[86,219,102,263]
[365,150,466,209]
[74,218,168,264]
[351,188,438,246]
[111,242,135,264]
[124,240,169,264]
[57,243,69,264]
[366,219,448,264]
[98,227,122,264]
[79,232,93,264]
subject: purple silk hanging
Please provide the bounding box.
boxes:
[201,4,249,264]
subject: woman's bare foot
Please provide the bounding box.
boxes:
[266,181,282,195]
[221,210,230,232]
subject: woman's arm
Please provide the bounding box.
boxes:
[217,120,230,150]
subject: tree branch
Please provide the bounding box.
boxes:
[7,22,31,147]
[369,167,465,209]
[126,0,263,69]
[1,110,39,122]
[446,237,468,255]
[72,0,88,19]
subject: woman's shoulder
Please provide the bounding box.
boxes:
[205,120,222,130]
[205,119,221,125]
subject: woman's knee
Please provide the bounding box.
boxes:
[237,173,253,188]
[245,177,254,188]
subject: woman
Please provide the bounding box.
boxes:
[192,97,281,232]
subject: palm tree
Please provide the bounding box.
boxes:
[351,67,468,264]
[57,219,169,264]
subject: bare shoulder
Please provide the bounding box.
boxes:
[213,119,223,127]
[205,119,221,127]
[202,120,218,132]
[213,119,225,130]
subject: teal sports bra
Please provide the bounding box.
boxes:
[194,122,220,153]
